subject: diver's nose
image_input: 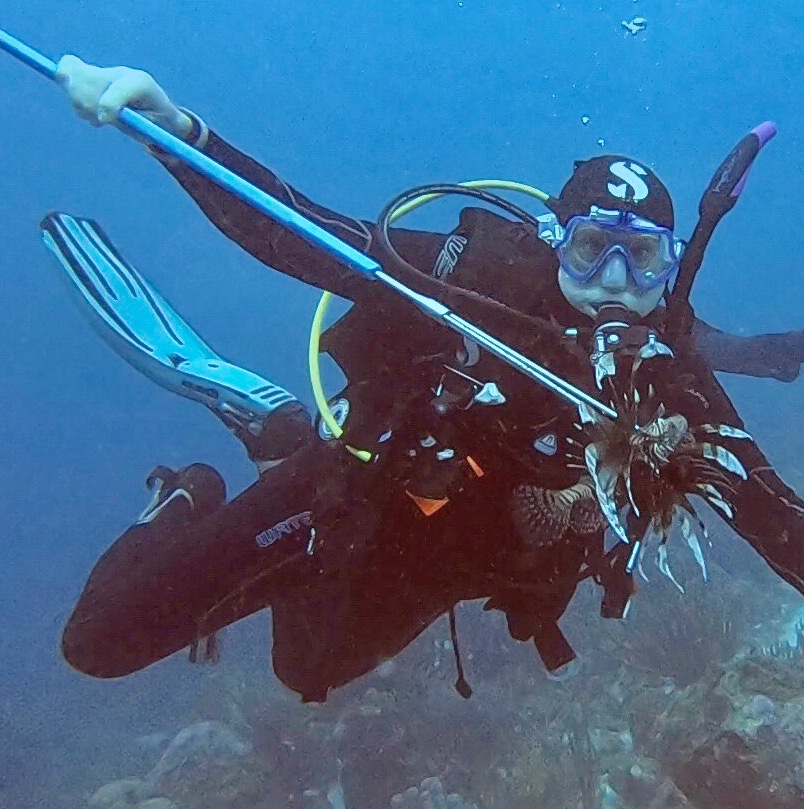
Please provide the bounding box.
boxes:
[598,252,628,291]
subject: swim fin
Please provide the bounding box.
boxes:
[40,212,298,436]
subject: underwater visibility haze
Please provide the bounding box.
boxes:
[0,2,802,808]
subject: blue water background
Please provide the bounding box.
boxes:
[0,1,801,805]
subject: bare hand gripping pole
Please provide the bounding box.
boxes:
[0,28,615,419]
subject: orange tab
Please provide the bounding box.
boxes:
[405,490,450,516]
[466,455,485,477]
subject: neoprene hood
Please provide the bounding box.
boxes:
[552,155,675,231]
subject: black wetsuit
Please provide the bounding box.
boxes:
[62,132,804,702]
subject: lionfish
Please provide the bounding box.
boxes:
[510,349,752,592]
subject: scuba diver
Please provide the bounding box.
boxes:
[37,56,804,702]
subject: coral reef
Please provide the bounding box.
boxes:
[391,777,477,809]
[601,560,753,687]
[84,722,257,809]
[82,575,803,809]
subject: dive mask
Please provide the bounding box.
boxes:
[541,207,684,290]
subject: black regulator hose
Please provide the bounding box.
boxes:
[376,183,544,277]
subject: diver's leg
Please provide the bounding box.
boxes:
[42,213,333,676]
[269,496,493,702]
[61,438,333,679]
[270,533,457,702]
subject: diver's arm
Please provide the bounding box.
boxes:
[156,128,376,300]
[687,359,804,594]
[156,129,446,301]
[726,440,804,595]
[693,319,804,382]
[55,57,446,302]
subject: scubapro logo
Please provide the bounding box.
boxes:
[433,235,468,278]
[607,161,650,202]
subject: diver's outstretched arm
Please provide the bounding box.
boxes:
[158,128,448,302]
[55,57,448,303]
[693,319,804,382]
[688,356,804,594]
[727,439,804,595]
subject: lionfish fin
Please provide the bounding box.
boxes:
[637,553,650,582]
[678,497,708,536]
[700,424,753,441]
[680,515,709,583]
[625,465,641,517]
[641,401,666,429]
[585,443,630,545]
[701,443,748,480]
[657,544,685,594]
[688,461,739,496]
[698,486,734,519]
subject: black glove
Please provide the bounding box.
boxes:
[694,322,804,382]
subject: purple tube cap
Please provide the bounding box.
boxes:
[752,121,777,148]
[731,121,778,197]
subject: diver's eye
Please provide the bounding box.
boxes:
[572,228,608,263]
[630,235,660,268]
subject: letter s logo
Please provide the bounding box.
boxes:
[607,161,650,202]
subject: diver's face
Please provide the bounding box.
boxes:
[558,252,666,318]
